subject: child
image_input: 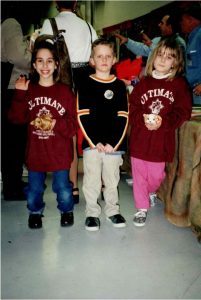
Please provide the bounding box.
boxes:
[129,38,192,227]
[77,38,129,231]
[8,39,77,229]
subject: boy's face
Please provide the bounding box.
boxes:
[90,45,116,74]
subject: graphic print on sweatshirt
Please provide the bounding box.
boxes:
[30,106,56,139]
[141,88,175,115]
[149,99,164,114]
[28,94,67,140]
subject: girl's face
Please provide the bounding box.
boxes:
[154,47,175,75]
[90,45,116,76]
[33,48,57,84]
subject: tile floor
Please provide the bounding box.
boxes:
[1,172,201,300]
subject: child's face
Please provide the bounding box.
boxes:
[154,47,175,75]
[33,48,57,82]
[90,45,116,75]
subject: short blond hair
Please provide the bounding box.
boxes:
[91,37,116,58]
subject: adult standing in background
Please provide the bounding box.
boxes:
[115,13,186,60]
[1,2,32,200]
[40,0,98,204]
[180,4,201,105]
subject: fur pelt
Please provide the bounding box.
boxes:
[157,117,201,243]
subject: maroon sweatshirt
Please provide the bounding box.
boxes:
[8,82,77,171]
[129,76,192,162]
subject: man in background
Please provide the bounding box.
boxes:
[115,13,186,60]
[180,4,201,105]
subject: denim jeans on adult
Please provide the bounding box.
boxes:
[26,170,74,214]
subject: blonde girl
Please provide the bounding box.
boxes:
[129,38,192,227]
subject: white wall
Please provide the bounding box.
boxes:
[46,0,173,32]
[93,0,172,32]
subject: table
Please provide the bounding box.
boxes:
[157,116,201,243]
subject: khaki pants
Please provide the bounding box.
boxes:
[83,149,123,218]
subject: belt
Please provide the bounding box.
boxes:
[71,62,89,68]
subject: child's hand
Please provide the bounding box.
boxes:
[15,75,30,90]
[145,121,162,131]
[96,143,105,152]
[104,144,114,153]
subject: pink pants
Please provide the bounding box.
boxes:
[131,157,165,209]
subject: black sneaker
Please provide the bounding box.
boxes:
[61,212,74,227]
[85,217,100,231]
[28,214,42,229]
[107,214,126,228]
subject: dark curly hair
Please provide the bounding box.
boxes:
[30,39,60,83]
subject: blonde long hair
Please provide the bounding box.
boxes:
[145,38,184,80]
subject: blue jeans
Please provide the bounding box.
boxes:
[26,170,74,214]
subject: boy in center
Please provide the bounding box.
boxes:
[77,38,129,231]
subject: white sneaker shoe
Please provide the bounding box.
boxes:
[133,210,147,227]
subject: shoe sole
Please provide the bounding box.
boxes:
[133,221,146,227]
[28,225,42,229]
[85,226,100,232]
[107,218,126,228]
[61,223,74,227]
